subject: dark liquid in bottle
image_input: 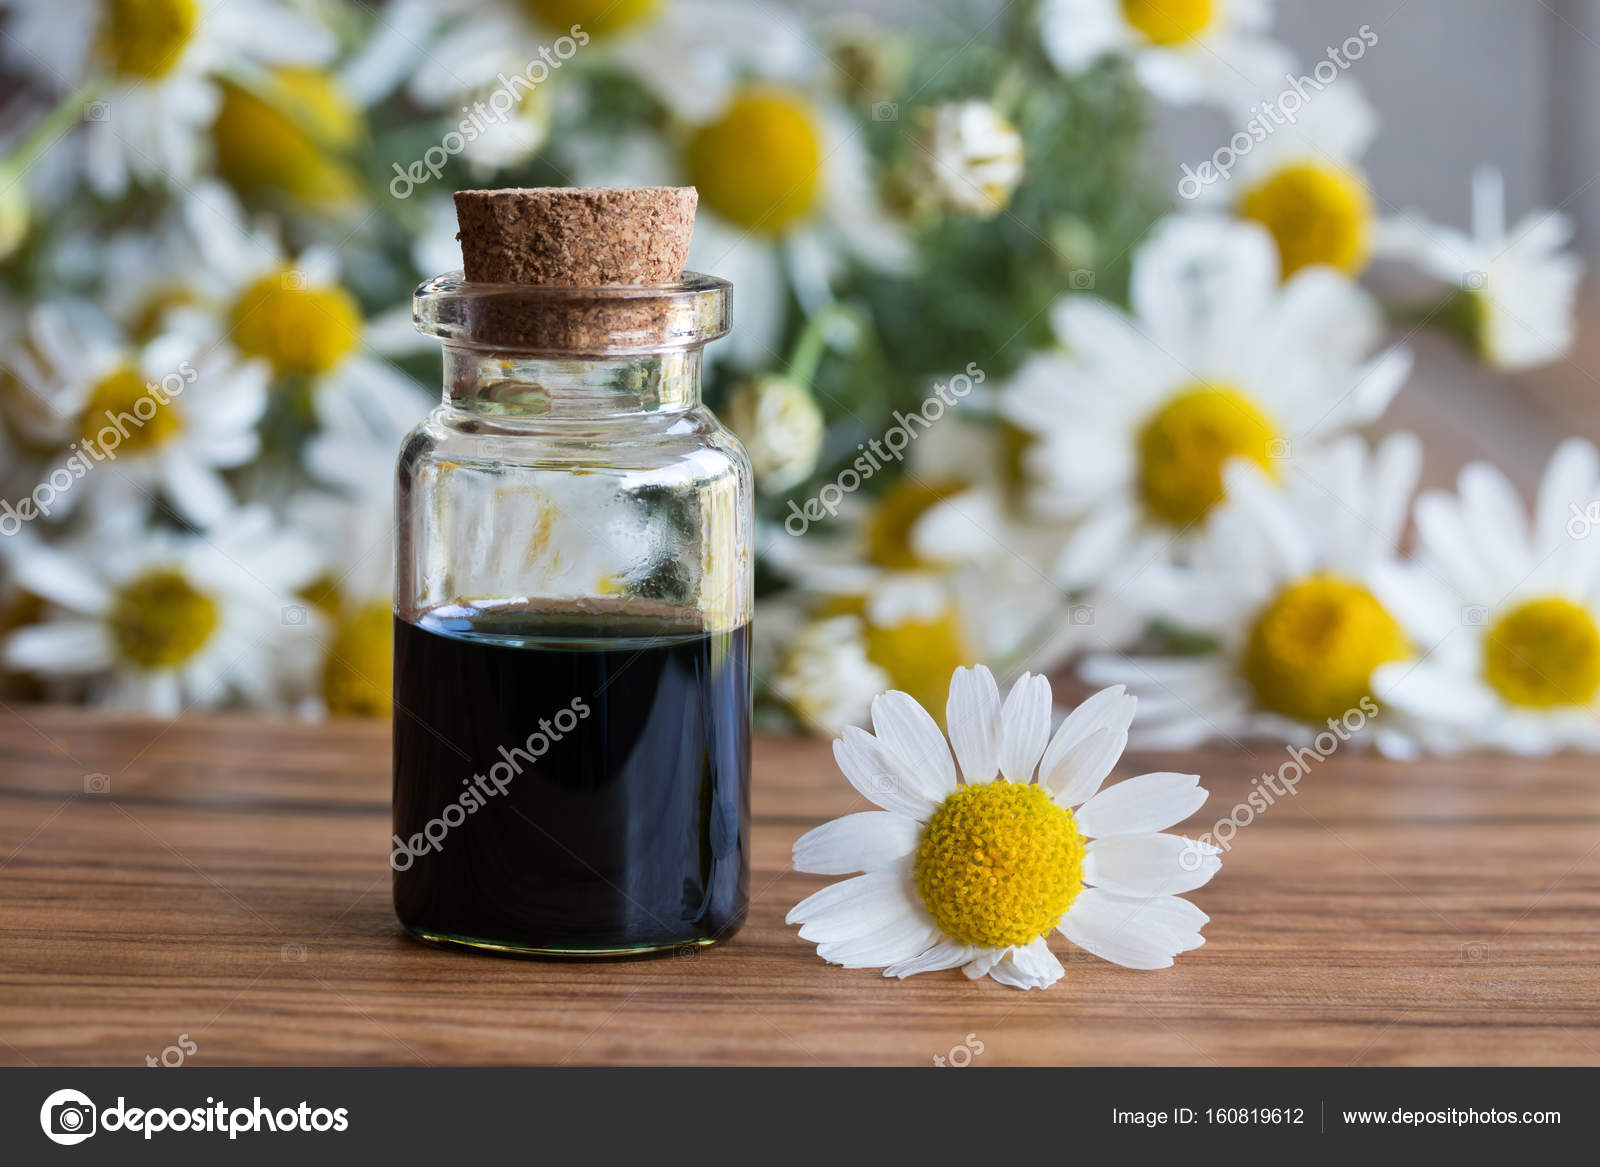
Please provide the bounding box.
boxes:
[392,604,750,956]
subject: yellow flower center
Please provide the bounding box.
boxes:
[79,364,182,455]
[863,478,966,569]
[102,0,197,80]
[1244,574,1408,724]
[1137,384,1279,526]
[212,71,363,205]
[521,0,660,36]
[915,780,1085,950]
[863,607,973,722]
[1121,0,1215,44]
[229,270,362,377]
[109,569,218,670]
[816,591,974,722]
[1483,597,1600,708]
[323,599,393,717]
[687,89,823,234]
[1239,161,1374,278]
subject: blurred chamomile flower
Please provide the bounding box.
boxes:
[1379,168,1584,371]
[724,373,825,494]
[684,85,913,367]
[169,182,426,418]
[910,100,1025,219]
[1218,81,1380,277]
[3,304,268,528]
[997,215,1410,593]
[770,613,893,737]
[1038,0,1290,107]
[1372,440,1600,754]
[0,0,335,196]
[406,0,814,122]
[0,505,320,714]
[1081,433,1427,756]
[788,667,1218,987]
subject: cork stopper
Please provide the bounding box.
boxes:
[453,186,698,286]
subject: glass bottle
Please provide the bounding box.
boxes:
[391,270,752,957]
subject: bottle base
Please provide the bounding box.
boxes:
[401,925,734,961]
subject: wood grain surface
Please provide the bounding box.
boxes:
[0,704,1596,1066]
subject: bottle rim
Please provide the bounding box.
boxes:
[412,270,731,355]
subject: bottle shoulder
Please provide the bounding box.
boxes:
[399,404,751,481]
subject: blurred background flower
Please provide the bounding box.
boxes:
[0,0,1595,758]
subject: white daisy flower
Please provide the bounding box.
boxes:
[770,613,892,737]
[788,667,1219,988]
[0,505,320,715]
[0,0,334,196]
[998,214,1411,594]
[170,182,426,420]
[910,100,1025,219]
[3,304,267,528]
[1039,0,1291,107]
[1372,440,1600,754]
[406,0,814,122]
[1379,168,1583,371]
[1210,81,1379,278]
[1081,432,1427,756]
[566,96,911,370]
[686,89,912,369]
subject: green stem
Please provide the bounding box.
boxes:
[785,304,862,389]
[4,81,101,177]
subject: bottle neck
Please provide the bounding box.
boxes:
[441,345,703,418]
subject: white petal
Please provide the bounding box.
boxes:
[833,729,939,820]
[997,672,1052,782]
[946,664,1002,784]
[1074,772,1207,838]
[792,812,922,875]
[1041,727,1127,807]
[962,950,1001,980]
[1083,833,1220,895]
[1039,685,1135,777]
[985,937,1065,990]
[1059,888,1206,969]
[816,912,942,969]
[786,866,915,942]
[883,938,976,979]
[7,545,109,614]
[3,620,112,675]
[870,690,958,801]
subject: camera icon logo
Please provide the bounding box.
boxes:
[1068,269,1096,290]
[870,100,899,121]
[1068,603,1095,626]
[40,1088,97,1145]
[1461,604,1489,627]
[84,772,110,794]
[280,269,307,291]
[83,101,110,122]
[1461,270,1489,291]
[1266,437,1292,461]
[281,604,308,627]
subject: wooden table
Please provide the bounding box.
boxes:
[1,705,1596,1066]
